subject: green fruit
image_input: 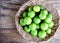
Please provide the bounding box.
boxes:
[28,11,35,18]
[41,9,48,15]
[23,11,27,17]
[36,24,39,29]
[48,21,54,28]
[33,17,41,24]
[38,31,46,38]
[41,23,48,30]
[47,13,53,19]
[40,5,45,9]
[24,26,31,32]
[45,17,52,23]
[24,17,32,25]
[29,23,37,30]
[28,6,32,11]
[46,28,51,34]
[39,14,46,20]
[33,6,40,12]
[20,19,26,26]
[31,30,37,36]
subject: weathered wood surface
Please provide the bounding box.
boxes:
[0,0,60,43]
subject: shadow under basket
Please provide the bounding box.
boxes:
[15,0,59,42]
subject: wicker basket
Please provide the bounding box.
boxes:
[15,0,59,42]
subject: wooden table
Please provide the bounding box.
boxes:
[0,0,60,43]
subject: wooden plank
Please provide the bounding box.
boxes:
[1,9,17,18]
[0,18,2,28]
[47,0,60,4]
[1,16,16,28]
[0,0,29,6]
[0,28,37,43]
[0,7,2,28]
[1,3,20,10]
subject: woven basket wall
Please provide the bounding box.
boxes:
[15,0,59,42]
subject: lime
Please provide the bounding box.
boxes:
[24,26,31,32]
[38,31,46,38]
[29,23,37,30]
[31,30,37,36]
[46,28,51,34]
[20,19,26,26]
[41,23,48,30]
[39,14,46,20]
[33,17,41,24]
[33,6,40,12]
[24,17,32,25]
[28,11,35,18]
[23,11,27,17]
[48,21,54,28]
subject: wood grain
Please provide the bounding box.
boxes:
[0,0,60,43]
[47,0,60,4]
[0,29,37,43]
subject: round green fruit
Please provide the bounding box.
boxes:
[41,9,48,15]
[28,11,35,18]
[24,26,31,32]
[45,17,52,23]
[41,23,48,30]
[20,19,26,26]
[39,14,46,20]
[24,17,32,25]
[38,31,46,38]
[47,13,53,19]
[46,28,51,34]
[23,11,27,17]
[29,23,37,30]
[31,30,38,36]
[33,6,40,12]
[48,21,54,28]
[33,17,41,24]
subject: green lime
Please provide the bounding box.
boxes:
[33,17,41,24]
[46,28,51,34]
[24,17,32,25]
[29,23,37,30]
[33,6,40,12]
[38,31,46,38]
[47,13,53,19]
[20,19,26,26]
[41,9,48,15]
[28,11,35,18]
[31,30,38,36]
[48,21,54,28]
[24,26,31,32]
[41,23,48,30]
[45,17,52,23]
[39,14,46,20]
[23,11,27,17]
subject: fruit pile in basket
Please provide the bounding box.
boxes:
[19,5,54,38]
